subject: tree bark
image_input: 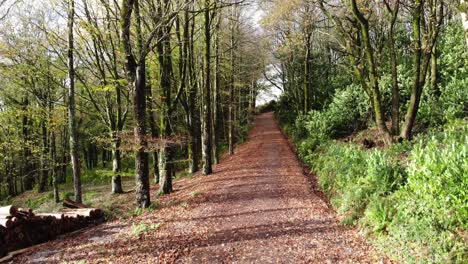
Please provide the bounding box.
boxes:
[202,0,213,175]
[157,5,174,194]
[120,0,150,208]
[401,0,442,139]
[111,133,123,194]
[134,64,150,207]
[187,5,199,173]
[350,0,393,145]
[228,5,237,155]
[21,98,33,191]
[51,131,60,203]
[431,45,439,96]
[147,84,160,184]
[212,9,220,165]
[303,33,312,113]
[384,0,400,135]
[67,0,82,203]
[38,120,48,193]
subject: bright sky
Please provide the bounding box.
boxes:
[246,2,283,106]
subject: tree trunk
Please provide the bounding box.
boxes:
[6,164,15,197]
[350,0,393,145]
[303,35,312,113]
[401,0,423,139]
[228,6,237,155]
[147,83,159,183]
[68,0,82,203]
[111,134,123,194]
[51,131,60,203]
[187,5,199,174]
[202,0,213,175]
[134,64,150,207]
[38,120,48,193]
[157,13,174,194]
[21,98,33,191]
[431,44,439,96]
[212,10,220,165]
[120,0,150,208]
[387,1,400,135]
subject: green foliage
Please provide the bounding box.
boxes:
[62,191,74,201]
[132,202,159,217]
[303,120,467,263]
[131,222,161,236]
[382,120,468,263]
[305,84,370,137]
[417,21,468,127]
[275,94,300,126]
[310,143,404,225]
[439,22,468,82]
[440,78,468,120]
[418,78,467,128]
[81,168,133,185]
[284,84,371,158]
[25,193,53,209]
[256,100,277,114]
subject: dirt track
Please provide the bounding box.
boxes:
[14,112,377,263]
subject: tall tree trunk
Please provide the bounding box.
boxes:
[401,0,423,139]
[38,119,48,193]
[385,0,400,135]
[431,45,439,96]
[21,98,33,191]
[147,85,159,184]
[134,64,150,207]
[303,34,312,113]
[60,113,68,184]
[111,81,124,193]
[401,0,443,139]
[350,0,393,145]
[202,0,213,175]
[51,131,59,203]
[187,6,199,173]
[212,10,220,165]
[6,163,15,197]
[68,0,82,203]
[121,0,150,208]
[157,11,174,194]
[111,131,123,194]
[228,6,236,155]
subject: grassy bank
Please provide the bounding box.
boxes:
[276,103,467,262]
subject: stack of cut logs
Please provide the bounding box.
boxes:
[0,200,104,257]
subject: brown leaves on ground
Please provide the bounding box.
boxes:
[12,112,382,263]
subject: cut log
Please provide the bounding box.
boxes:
[0,218,14,229]
[0,204,105,258]
[63,199,90,209]
[0,206,18,217]
[59,208,103,219]
[35,213,62,220]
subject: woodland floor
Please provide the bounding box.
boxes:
[11,112,382,263]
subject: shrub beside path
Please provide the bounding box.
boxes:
[14,112,379,263]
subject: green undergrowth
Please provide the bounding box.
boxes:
[279,111,467,262]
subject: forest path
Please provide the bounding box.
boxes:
[15,112,376,263]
